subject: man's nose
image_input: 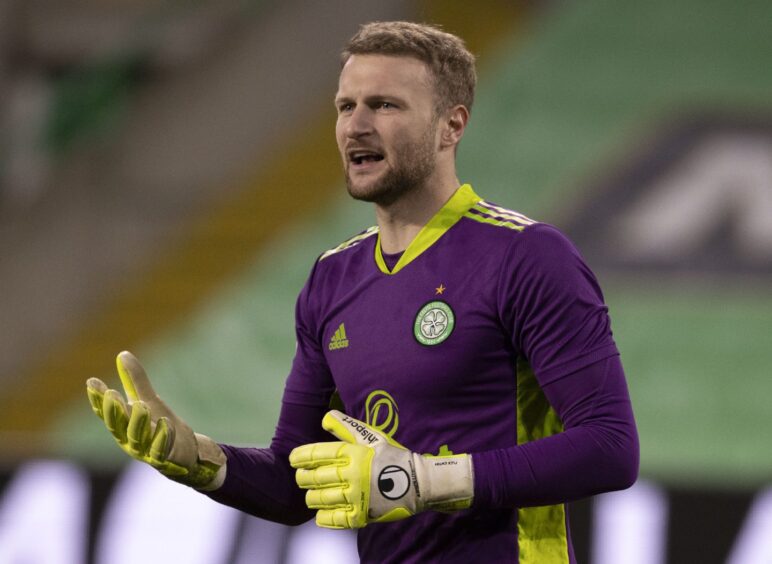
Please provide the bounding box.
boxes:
[344,106,374,138]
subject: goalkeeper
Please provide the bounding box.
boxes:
[87,21,638,563]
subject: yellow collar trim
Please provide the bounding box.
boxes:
[375,184,481,275]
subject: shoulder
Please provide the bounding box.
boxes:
[318,225,379,262]
[459,198,587,280]
[462,198,539,234]
[500,221,599,296]
[303,225,379,296]
[298,226,379,321]
[461,195,576,255]
[510,222,583,265]
[448,195,572,260]
[456,197,563,257]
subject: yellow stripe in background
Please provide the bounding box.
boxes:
[0,0,528,457]
[418,0,526,60]
[0,113,339,453]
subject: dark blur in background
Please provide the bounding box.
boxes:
[1,1,770,562]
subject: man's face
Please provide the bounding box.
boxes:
[335,54,439,206]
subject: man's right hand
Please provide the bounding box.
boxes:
[86,351,226,490]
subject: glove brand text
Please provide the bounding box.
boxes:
[342,416,379,445]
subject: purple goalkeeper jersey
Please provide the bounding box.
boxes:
[208,184,638,563]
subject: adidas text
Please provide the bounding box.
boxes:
[328,323,350,350]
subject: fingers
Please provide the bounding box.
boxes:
[305,486,349,509]
[127,401,152,454]
[290,441,351,469]
[315,508,360,529]
[93,380,171,462]
[86,354,224,489]
[290,437,369,530]
[323,410,407,449]
[149,417,172,462]
[322,410,360,444]
[322,410,393,447]
[295,464,347,489]
[124,402,177,462]
[116,351,158,403]
[86,378,108,418]
[291,442,360,490]
[102,389,130,444]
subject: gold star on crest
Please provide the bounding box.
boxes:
[435,284,446,295]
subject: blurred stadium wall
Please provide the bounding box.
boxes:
[1,1,771,563]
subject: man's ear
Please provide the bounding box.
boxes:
[439,105,470,150]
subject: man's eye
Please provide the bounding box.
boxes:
[339,103,353,113]
[379,102,394,109]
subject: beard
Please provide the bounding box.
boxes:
[344,126,437,207]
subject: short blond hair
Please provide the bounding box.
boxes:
[341,21,477,115]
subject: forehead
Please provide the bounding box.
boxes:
[336,54,433,101]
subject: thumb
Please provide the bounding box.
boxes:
[322,410,404,449]
[116,351,158,403]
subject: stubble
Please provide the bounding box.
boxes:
[345,125,437,207]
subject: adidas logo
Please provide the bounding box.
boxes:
[328,323,350,351]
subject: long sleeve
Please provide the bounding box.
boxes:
[204,399,328,525]
[472,354,639,508]
[472,222,639,508]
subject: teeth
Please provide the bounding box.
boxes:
[349,150,381,164]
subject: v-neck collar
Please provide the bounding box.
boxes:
[374,184,481,275]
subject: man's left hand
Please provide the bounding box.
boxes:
[289,410,474,529]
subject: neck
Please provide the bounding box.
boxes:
[375,167,460,254]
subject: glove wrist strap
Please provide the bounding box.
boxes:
[197,462,227,491]
[415,453,474,512]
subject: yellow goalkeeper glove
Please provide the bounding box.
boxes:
[289,410,474,529]
[86,351,226,490]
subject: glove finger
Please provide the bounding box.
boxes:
[116,351,159,403]
[290,441,349,469]
[150,458,189,478]
[305,487,350,509]
[127,400,152,455]
[322,410,404,448]
[295,465,347,489]
[102,389,130,444]
[149,417,172,462]
[315,508,361,530]
[86,378,108,418]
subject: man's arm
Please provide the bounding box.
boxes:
[481,222,639,507]
[286,224,638,528]
[86,351,227,490]
[204,396,330,525]
[286,354,635,528]
[472,354,639,508]
[87,260,336,526]
[86,351,329,526]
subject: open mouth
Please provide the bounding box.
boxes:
[349,150,384,166]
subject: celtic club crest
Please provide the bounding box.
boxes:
[413,301,455,346]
